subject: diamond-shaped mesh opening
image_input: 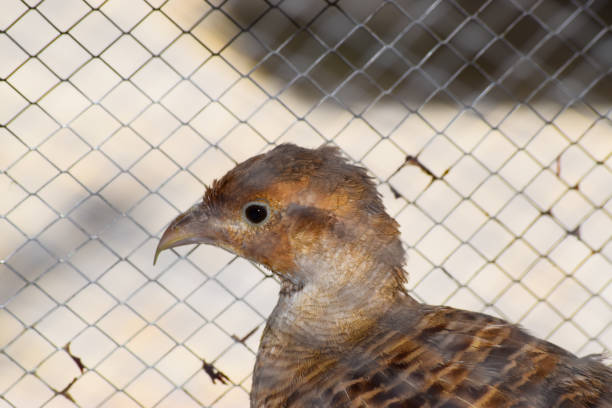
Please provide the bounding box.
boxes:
[1,0,610,406]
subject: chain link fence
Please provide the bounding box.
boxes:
[1,0,611,406]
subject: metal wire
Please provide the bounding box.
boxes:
[0,0,610,406]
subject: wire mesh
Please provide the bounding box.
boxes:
[1,0,611,407]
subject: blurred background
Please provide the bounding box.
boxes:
[1,0,611,407]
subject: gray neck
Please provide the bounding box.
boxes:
[265,251,406,349]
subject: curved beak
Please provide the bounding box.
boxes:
[154,203,217,265]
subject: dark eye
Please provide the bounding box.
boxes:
[243,202,269,225]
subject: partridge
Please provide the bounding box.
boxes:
[155,144,611,407]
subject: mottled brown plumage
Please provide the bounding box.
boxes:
[156,144,611,408]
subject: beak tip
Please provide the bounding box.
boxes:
[154,235,172,266]
[153,249,160,266]
[153,234,170,266]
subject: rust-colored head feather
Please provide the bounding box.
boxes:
[186,144,406,287]
[204,145,386,217]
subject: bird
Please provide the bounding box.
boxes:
[155,144,611,407]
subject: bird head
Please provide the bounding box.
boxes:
[155,144,405,289]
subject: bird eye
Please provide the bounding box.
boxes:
[243,202,270,225]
